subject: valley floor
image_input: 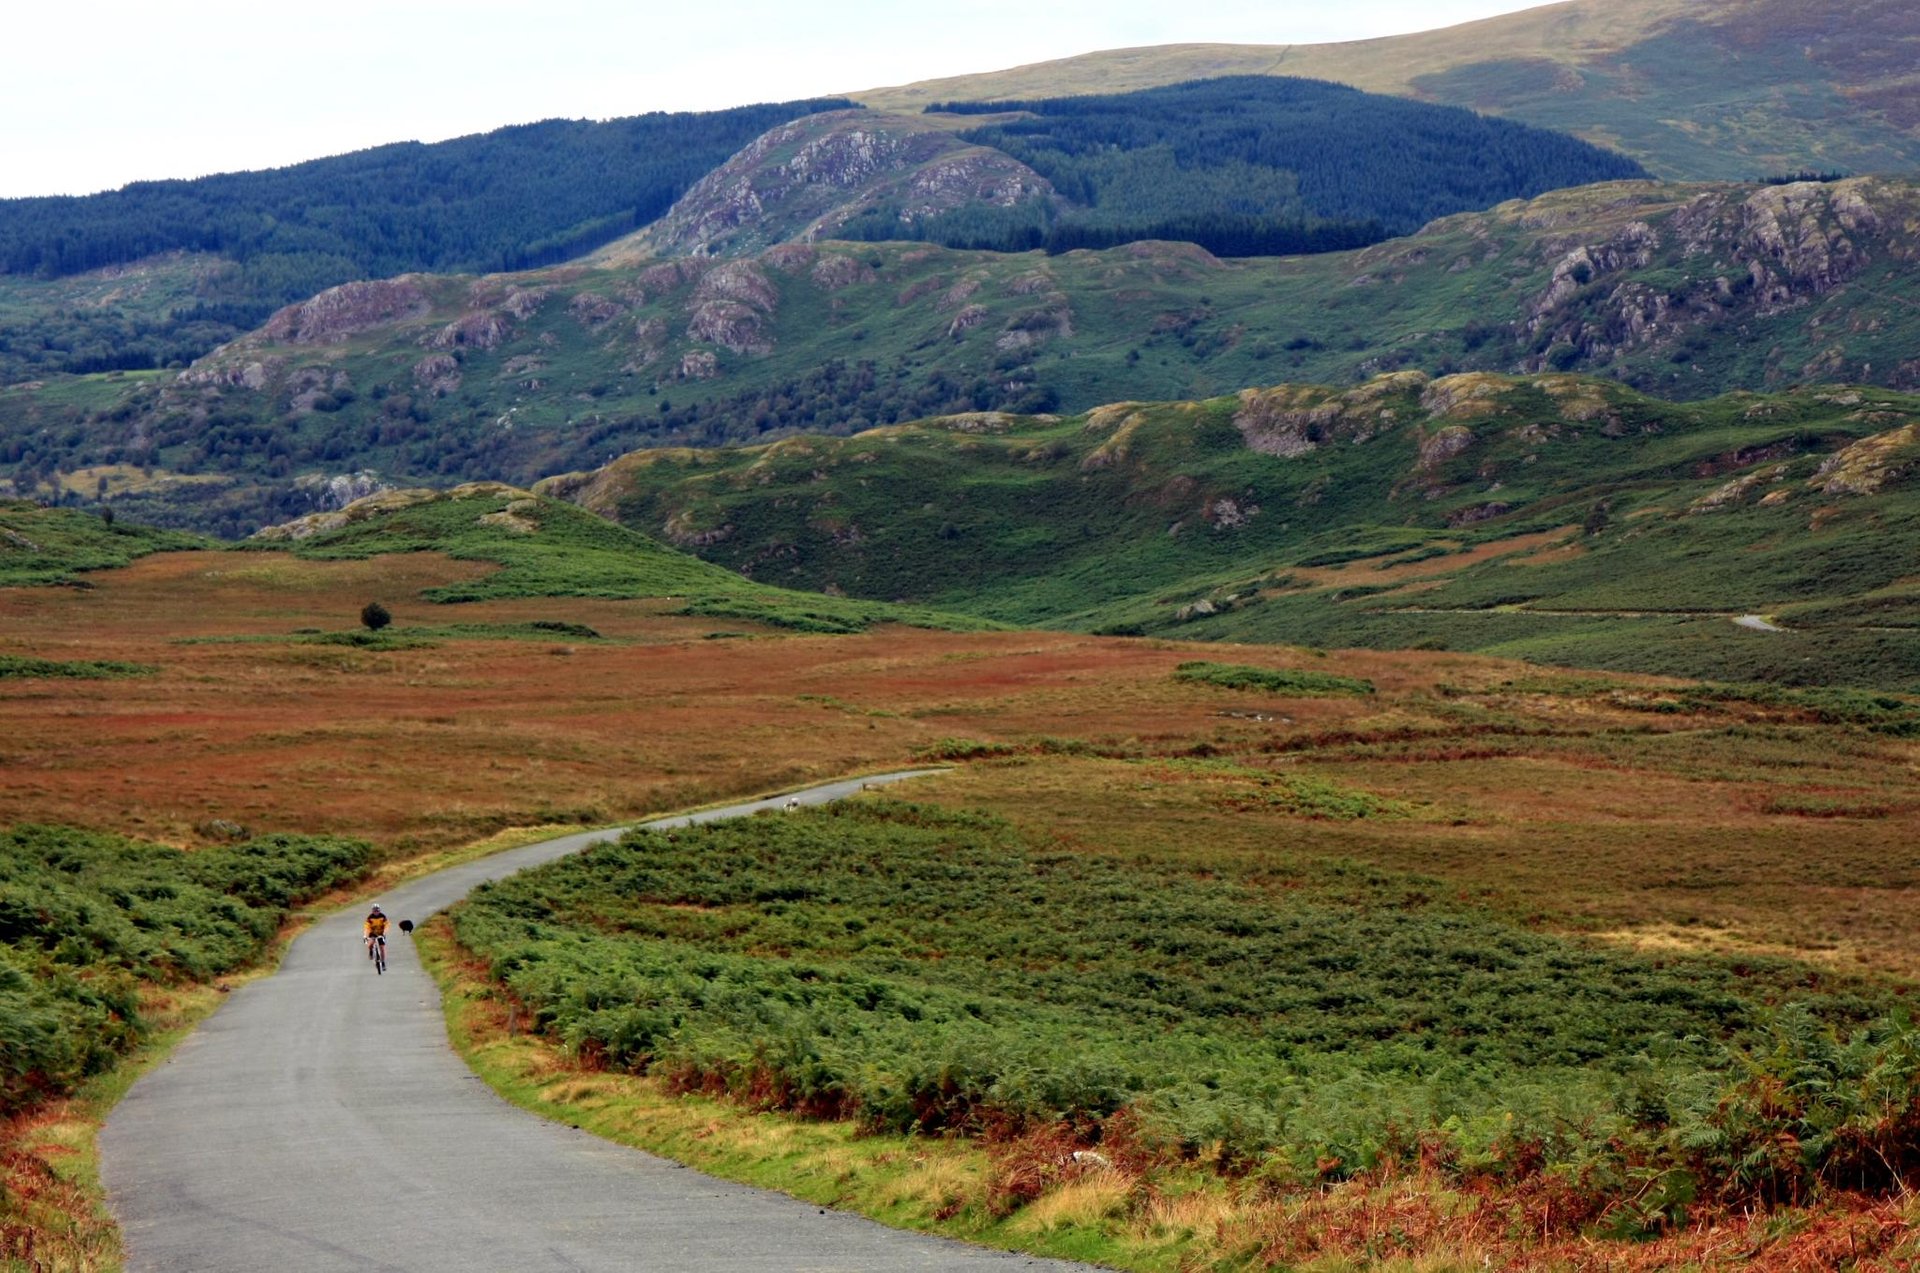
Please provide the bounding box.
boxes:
[2,546,1916,1269]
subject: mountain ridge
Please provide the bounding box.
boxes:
[8,174,1920,536]
[853,0,1920,181]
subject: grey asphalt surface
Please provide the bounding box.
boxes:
[102,772,1088,1272]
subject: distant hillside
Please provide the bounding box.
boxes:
[606,110,1057,260]
[855,0,1920,182]
[252,482,993,634]
[601,79,1643,262]
[908,77,1644,244]
[0,499,207,586]
[7,176,1919,536]
[0,98,853,380]
[544,372,1920,691]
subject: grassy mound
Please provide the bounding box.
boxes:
[268,486,996,633]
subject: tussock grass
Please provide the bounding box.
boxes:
[0,655,154,679]
[1174,660,1375,697]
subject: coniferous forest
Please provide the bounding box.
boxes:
[848,77,1647,255]
[0,100,852,376]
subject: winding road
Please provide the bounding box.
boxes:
[102,773,1086,1272]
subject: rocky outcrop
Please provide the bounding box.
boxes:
[252,482,532,542]
[640,110,1055,258]
[259,279,430,344]
[1525,179,1893,374]
[293,470,388,511]
[177,358,281,390]
[412,353,462,396]
[809,254,869,290]
[1234,388,1349,458]
[426,310,513,351]
[569,292,626,327]
[1809,423,1920,495]
[1421,373,1513,420]
[686,260,778,355]
[947,304,989,337]
[1233,373,1427,458]
[1418,425,1476,470]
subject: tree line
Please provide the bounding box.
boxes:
[870,76,1648,253]
[0,99,852,378]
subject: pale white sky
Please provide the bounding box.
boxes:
[4,0,1553,198]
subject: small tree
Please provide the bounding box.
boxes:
[360,601,392,632]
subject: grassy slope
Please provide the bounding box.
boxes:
[10,174,1919,538]
[854,0,1920,180]
[0,499,208,586]
[261,483,995,634]
[547,372,1920,690]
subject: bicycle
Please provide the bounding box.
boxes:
[368,934,386,975]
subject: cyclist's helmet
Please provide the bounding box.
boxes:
[369,904,384,915]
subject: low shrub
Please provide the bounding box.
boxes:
[0,826,371,1116]
[1175,661,1375,697]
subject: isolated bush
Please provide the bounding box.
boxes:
[359,600,392,631]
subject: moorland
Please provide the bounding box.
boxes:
[2,0,1918,1266]
[1,494,1915,1269]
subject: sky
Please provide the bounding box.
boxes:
[5,0,1554,199]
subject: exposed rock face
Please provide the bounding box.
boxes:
[412,353,461,396]
[1810,423,1920,495]
[498,287,549,321]
[1421,373,1513,420]
[685,260,779,355]
[1692,466,1789,512]
[1446,501,1512,526]
[1234,390,1344,458]
[661,507,734,548]
[947,304,989,337]
[809,254,869,290]
[1418,425,1476,469]
[177,358,281,390]
[641,111,1055,258]
[568,292,626,327]
[293,470,388,511]
[426,310,513,351]
[688,302,771,355]
[1204,497,1259,529]
[252,482,532,541]
[1524,178,1893,373]
[259,279,430,344]
[1233,373,1425,457]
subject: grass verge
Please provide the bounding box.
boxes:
[0,820,599,1273]
[418,919,1159,1270]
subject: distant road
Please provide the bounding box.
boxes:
[102,772,1086,1272]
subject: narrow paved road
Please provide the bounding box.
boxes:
[103,773,1086,1272]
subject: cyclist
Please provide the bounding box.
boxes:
[364,905,389,964]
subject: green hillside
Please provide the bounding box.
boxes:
[7,175,1917,536]
[856,0,1920,181]
[255,483,994,634]
[0,98,854,381]
[543,372,1920,691]
[0,499,208,586]
[841,76,1644,253]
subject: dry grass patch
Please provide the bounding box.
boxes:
[1009,1168,1135,1236]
